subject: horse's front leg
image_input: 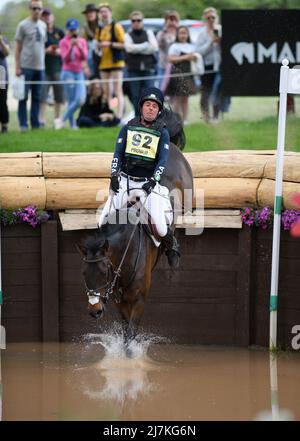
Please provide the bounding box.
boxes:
[119,317,136,347]
[117,294,146,357]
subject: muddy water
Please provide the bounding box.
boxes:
[1,332,300,421]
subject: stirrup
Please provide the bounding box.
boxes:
[164,230,180,268]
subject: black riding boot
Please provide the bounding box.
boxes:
[163,227,180,269]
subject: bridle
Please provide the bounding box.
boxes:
[83,255,115,304]
[83,189,148,307]
[83,221,142,306]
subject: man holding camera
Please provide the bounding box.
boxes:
[57,18,88,129]
[39,8,65,128]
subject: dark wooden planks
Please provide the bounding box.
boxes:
[58,228,243,343]
[1,224,42,342]
[41,221,59,341]
[251,229,300,347]
[2,222,300,347]
[235,227,252,346]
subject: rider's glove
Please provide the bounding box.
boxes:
[110,174,119,194]
[142,177,156,195]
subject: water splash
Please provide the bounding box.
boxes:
[83,323,169,360]
[79,324,169,403]
[83,361,153,403]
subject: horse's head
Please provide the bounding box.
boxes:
[76,234,112,319]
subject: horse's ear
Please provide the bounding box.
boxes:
[76,242,87,257]
[102,239,109,252]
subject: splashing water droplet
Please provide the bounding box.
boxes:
[83,323,169,360]
[79,324,169,402]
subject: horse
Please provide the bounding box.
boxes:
[77,110,193,349]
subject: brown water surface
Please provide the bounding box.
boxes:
[1,335,300,421]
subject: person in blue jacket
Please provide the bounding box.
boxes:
[98,86,180,268]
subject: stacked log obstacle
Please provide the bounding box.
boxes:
[1,151,300,209]
[2,151,300,346]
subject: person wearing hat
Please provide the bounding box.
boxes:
[56,18,88,129]
[98,86,180,268]
[81,4,100,78]
[39,8,65,128]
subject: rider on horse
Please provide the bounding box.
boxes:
[98,87,180,268]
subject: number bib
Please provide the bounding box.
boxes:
[125,126,161,162]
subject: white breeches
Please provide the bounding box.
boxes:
[98,175,173,237]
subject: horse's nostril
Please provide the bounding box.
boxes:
[89,309,103,319]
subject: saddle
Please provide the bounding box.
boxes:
[125,202,162,247]
[142,214,161,247]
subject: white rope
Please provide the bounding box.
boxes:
[1,69,215,86]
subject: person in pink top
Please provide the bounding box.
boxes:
[56,18,88,129]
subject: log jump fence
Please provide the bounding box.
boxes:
[1,151,300,346]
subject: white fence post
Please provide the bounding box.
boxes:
[267,58,300,349]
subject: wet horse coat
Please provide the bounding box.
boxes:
[78,125,193,344]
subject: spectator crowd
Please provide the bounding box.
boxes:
[0,0,230,133]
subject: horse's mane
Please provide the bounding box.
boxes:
[83,217,130,254]
[161,107,186,151]
[83,232,106,255]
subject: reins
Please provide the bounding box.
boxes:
[84,189,147,305]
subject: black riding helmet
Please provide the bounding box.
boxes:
[139,87,164,111]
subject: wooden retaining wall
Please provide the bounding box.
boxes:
[1,150,300,346]
[1,151,300,210]
[2,221,300,347]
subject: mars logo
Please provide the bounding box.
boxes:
[231,42,300,65]
[231,42,254,65]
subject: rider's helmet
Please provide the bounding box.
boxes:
[139,87,164,111]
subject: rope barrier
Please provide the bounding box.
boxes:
[0,69,215,86]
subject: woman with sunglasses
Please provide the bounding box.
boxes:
[125,11,158,116]
[195,7,221,123]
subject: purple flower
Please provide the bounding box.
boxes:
[1,205,50,228]
[241,206,300,231]
[240,207,256,227]
[241,206,273,229]
[281,209,300,230]
[255,206,273,230]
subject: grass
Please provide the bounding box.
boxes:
[0,96,300,152]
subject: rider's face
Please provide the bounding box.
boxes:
[142,100,160,121]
